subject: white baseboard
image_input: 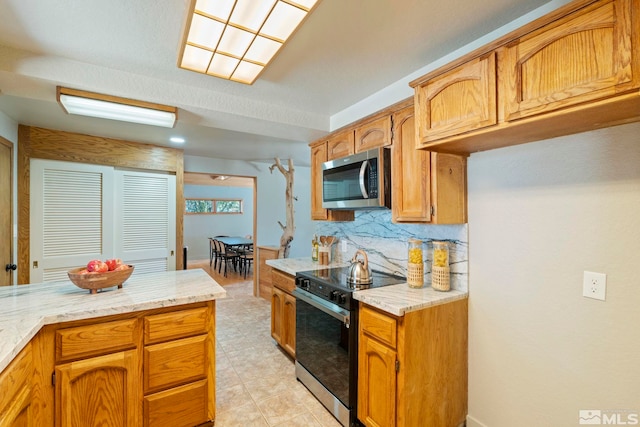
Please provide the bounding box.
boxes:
[466,414,488,427]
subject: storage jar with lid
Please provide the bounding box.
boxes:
[407,238,424,288]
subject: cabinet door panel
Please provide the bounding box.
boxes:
[358,335,396,427]
[355,116,391,152]
[327,131,355,160]
[502,0,634,120]
[271,287,284,345]
[310,142,329,220]
[56,349,139,427]
[391,106,431,223]
[283,293,296,357]
[415,53,497,143]
[0,384,31,427]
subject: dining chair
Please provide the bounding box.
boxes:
[216,240,238,277]
[239,246,254,279]
[209,238,218,267]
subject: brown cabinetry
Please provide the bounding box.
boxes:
[355,116,392,153]
[142,306,214,427]
[358,300,468,427]
[501,0,636,121]
[257,246,280,299]
[391,105,467,223]
[270,269,296,358]
[309,140,355,222]
[414,52,497,144]
[410,0,640,154]
[0,343,33,427]
[327,130,355,160]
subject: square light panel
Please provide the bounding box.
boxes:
[179,0,320,84]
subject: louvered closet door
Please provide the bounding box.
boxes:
[114,170,176,274]
[30,160,114,283]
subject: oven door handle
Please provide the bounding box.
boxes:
[293,288,351,327]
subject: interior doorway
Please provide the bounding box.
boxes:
[182,172,257,286]
[0,136,13,286]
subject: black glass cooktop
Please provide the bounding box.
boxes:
[297,267,405,291]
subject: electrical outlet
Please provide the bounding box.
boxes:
[341,240,347,253]
[583,271,606,301]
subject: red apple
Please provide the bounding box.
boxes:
[87,259,108,273]
[114,264,130,271]
[105,258,122,271]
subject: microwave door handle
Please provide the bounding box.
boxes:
[359,160,369,198]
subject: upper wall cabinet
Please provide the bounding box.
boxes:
[414,53,497,144]
[309,140,355,222]
[501,0,636,121]
[355,116,392,153]
[327,130,355,160]
[409,0,640,154]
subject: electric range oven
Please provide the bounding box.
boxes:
[293,267,405,427]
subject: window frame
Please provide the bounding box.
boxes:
[184,198,243,215]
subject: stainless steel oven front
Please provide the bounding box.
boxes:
[293,288,359,427]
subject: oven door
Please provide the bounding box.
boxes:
[293,288,357,426]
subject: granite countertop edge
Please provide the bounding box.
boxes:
[0,269,226,373]
[353,283,469,316]
[266,257,350,276]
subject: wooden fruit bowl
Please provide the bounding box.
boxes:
[67,265,134,294]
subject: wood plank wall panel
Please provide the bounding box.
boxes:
[17,125,184,284]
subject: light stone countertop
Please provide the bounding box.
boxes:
[353,283,468,316]
[0,269,226,373]
[267,258,467,317]
[266,257,350,276]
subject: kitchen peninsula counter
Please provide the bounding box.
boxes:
[0,268,226,373]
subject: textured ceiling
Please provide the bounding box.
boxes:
[0,0,556,166]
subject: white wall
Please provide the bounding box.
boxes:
[466,122,640,427]
[183,156,313,258]
[184,184,254,260]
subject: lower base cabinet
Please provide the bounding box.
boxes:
[0,301,216,427]
[0,343,33,427]
[358,299,468,427]
[270,269,296,358]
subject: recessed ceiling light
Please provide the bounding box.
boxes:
[170,136,186,143]
[178,0,321,85]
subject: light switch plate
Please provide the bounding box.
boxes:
[583,271,606,301]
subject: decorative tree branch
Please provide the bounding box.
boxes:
[269,158,295,258]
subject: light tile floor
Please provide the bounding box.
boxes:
[215,280,342,427]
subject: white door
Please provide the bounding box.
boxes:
[30,159,114,282]
[114,169,176,274]
[1,138,13,286]
[30,160,176,283]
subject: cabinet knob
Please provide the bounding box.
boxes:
[5,264,17,272]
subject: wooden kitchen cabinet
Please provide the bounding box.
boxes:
[391,105,467,224]
[500,0,637,122]
[355,115,392,153]
[0,343,33,427]
[309,140,355,222]
[408,0,640,155]
[258,246,280,299]
[327,130,355,160]
[270,269,296,358]
[142,305,214,427]
[358,300,468,427]
[55,349,140,427]
[413,52,497,145]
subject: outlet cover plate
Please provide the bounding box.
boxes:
[583,271,606,301]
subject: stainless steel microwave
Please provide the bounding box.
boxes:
[322,147,391,209]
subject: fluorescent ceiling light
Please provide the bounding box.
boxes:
[57,87,177,128]
[179,0,320,84]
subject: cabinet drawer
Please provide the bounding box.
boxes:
[143,379,209,427]
[144,335,208,393]
[56,318,138,362]
[360,306,397,349]
[144,307,209,345]
[272,269,295,294]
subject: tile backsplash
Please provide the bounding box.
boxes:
[316,210,468,292]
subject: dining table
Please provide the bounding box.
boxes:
[214,236,253,249]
